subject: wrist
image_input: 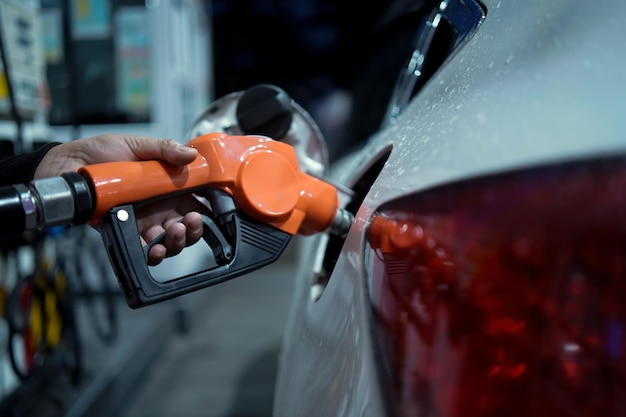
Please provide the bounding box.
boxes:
[32,142,69,180]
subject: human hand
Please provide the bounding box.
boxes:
[35,134,205,265]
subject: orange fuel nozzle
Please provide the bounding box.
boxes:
[79,132,345,236]
[77,132,354,308]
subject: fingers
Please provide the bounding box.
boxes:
[183,211,204,245]
[122,136,198,166]
[33,134,199,180]
[162,141,199,166]
[135,191,208,265]
[146,243,167,266]
[146,212,204,266]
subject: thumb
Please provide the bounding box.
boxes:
[126,136,198,166]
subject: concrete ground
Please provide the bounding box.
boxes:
[118,249,296,417]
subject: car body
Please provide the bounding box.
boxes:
[273,0,626,416]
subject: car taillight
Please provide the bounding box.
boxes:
[366,156,626,417]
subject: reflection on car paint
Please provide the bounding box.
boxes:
[384,0,486,125]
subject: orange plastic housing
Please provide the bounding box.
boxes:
[79,133,339,236]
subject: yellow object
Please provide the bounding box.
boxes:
[33,263,64,349]
[77,0,90,18]
[0,71,8,98]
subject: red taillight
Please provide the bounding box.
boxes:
[367,157,626,417]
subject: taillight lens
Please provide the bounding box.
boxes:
[367,157,626,417]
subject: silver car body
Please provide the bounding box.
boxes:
[274,0,626,415]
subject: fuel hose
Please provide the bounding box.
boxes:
[0,173,94,236]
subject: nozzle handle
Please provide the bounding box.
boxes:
[99,204,291,308]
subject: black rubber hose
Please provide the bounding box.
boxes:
[0,174,94,237]
[0,186,27,235]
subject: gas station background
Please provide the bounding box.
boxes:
[0,0,372,415]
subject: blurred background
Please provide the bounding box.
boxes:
[0,0,392,416]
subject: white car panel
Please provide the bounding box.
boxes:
[274,0,626,415]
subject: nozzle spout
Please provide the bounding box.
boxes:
[328,208,354,238]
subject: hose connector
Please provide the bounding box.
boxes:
[28,172,94,229]
[29,176,77,228]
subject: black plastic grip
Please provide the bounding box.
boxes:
[99,204,291,308]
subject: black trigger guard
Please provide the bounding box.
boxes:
[99,204,291,308]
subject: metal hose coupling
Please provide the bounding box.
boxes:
[24,172,94,231]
